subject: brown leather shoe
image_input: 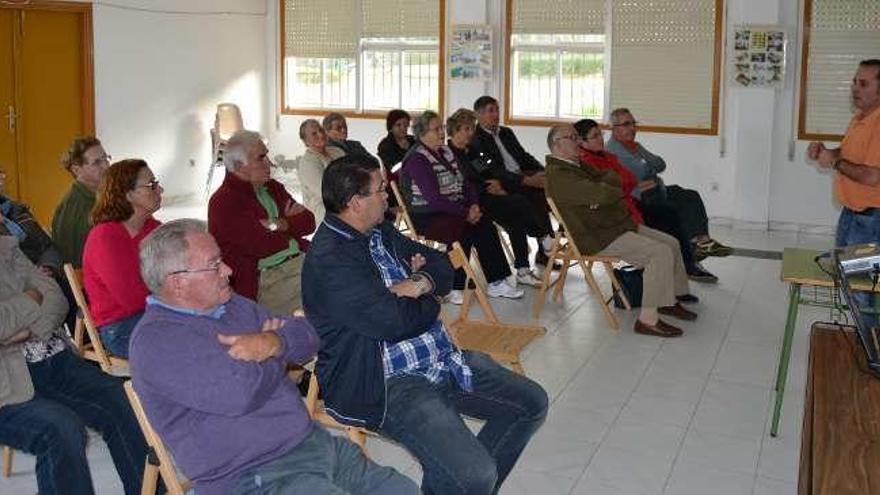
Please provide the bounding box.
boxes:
[658,303,698,321]
[634,318,682,338]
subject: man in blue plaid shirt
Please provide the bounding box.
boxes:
[303,154,548,495]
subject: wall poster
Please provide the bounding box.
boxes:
[731,25,786,88]
[449,25,492,81]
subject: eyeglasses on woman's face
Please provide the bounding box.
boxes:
[135,178,161,191]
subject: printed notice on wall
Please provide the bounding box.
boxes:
[449,25,492,81]
[731,25,786,88]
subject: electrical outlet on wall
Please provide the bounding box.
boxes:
[710,181,719,192]
[189,159,196,167]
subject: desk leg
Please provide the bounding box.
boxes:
[771,283,800,438]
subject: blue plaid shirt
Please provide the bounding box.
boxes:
[368,228,473,391]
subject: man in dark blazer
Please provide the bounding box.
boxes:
[469,95,556,271]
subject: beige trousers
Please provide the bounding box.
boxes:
[257,255,304,315]
[598,225,690,308]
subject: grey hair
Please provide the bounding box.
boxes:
[140,219,208,293]
[222,129,264,172]
[299,119,321,142]
[546,125,569,151]
[609,108,632,125]
[412,110,440,139]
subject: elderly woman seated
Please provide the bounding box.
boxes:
[323,112,372,158]
[297,118,345,225]
[446,108,549,287]
[400,110,523,303]
[82,159,163,357]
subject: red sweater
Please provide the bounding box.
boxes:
[208,172,315,300]
[579,147,644,225]
[83,218,160,327]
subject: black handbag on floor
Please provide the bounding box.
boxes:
[613,265,643,308]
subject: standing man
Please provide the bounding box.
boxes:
[208,130,315,314]
[52,137,110,268]
[303,155,548,494]
[808,59,880,246]
[469,95,557,271]
[808,59,880,323]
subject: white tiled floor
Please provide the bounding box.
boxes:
[0,226,836,494]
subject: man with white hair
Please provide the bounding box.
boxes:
[129,219,418,495]
[545,124,697,337]
[208,129,315,314]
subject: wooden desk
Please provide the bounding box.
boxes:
[799,323,880,495]
[772,248,877,437]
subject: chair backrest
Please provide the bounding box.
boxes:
[123,381,191,495]
[215,103,243,141]
[390,180,419,239]
[545,197,584,259]
[63,263,125,373]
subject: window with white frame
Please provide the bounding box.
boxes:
[507,0,721,133]
[282,0,441,113]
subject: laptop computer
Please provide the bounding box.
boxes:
[833,246,880,376]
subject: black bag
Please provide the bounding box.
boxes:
[613,265,643,308]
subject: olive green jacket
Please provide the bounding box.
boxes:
[545,154,636,255]
[51,181,95,268]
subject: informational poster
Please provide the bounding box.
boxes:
[449,25,492,81]
[731,25,786,88]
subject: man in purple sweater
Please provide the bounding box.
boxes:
[129,219,418,495]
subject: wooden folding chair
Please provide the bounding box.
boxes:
[63,263,129,374]
[532,198,631,329]
[390,181,418,239]
[303,368,369,453]
[445,242,546,374]
[493,222,516,265]
[2,446,12,478]
[123,382,191,495]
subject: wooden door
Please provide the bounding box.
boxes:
[0,3,93,228]
[0,10,17,197]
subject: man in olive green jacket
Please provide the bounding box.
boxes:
[544,124,695,338]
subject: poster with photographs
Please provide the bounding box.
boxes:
[731,26,786,88]
[449,25,492,81]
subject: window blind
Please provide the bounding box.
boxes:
[283,0,359,58]
[362,0,439,39]
[512,0,604,35]
[609,0,718,129]
[802,0,880,137]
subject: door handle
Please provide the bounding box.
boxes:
[5,105,15,133]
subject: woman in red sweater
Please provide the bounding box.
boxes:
[574,119,717,284]
[83,159,163,357]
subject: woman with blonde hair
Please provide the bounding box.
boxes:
[82,159,163,357]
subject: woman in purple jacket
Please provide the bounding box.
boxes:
[400,111,523,302]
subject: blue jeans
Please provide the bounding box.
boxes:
[99,311,143,358]
[0,350,149,495]
[836,207,880,327]
[232,426,418,494]
[378,351,548,495]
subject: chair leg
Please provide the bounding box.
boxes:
[347,428,368,454]
[511,361,525,375]
[552,250,573,302]
[3,446,12,478]
[580,260,619,330]
[141,458,158,495]
[604,262,632,310]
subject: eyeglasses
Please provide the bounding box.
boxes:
[585,132,603,140]
[87,154,112,166]
[361,180,388,197]
[613,120,638,128]
[170,258,224,276]
[428,125,446,134]
[553,134,579,143]
[135,179,161,191]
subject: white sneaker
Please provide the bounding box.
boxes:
[516,268,543,287]
[487,280,524,299]
[447,290,464,305]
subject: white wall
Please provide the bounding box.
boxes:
[263,0,844,234]
[92,0,268,203]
